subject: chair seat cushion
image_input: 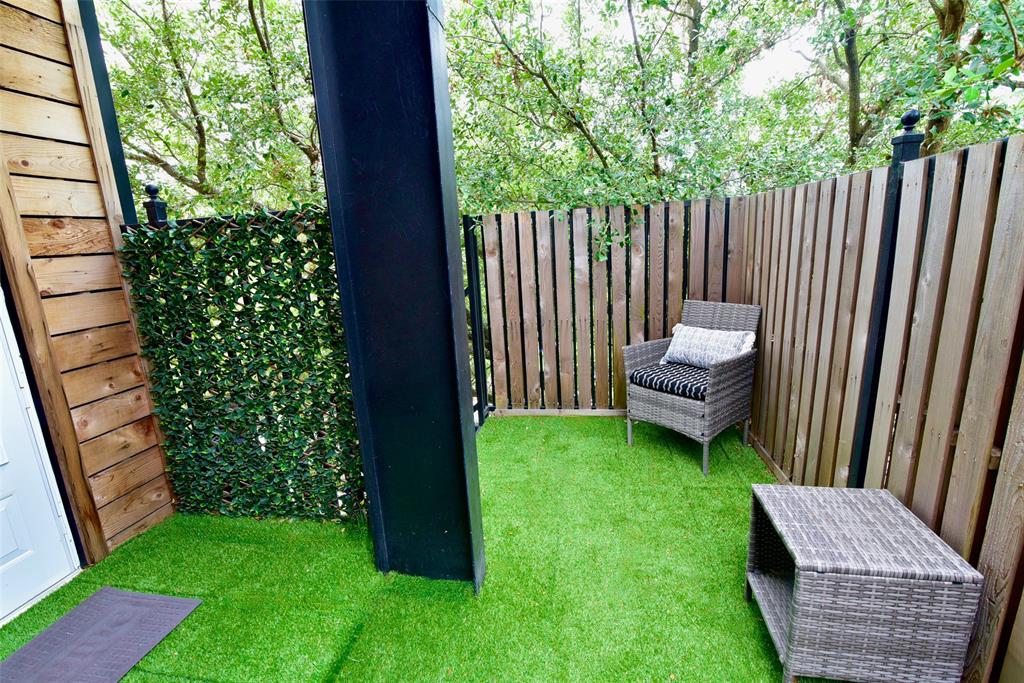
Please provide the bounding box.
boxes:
[629,362,709,400]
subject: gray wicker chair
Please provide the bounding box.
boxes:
[624,300,761,475]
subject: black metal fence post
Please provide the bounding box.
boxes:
[848,110,924,487]
[143,183,168,227]
[463,215,490,428]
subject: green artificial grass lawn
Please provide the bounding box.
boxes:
[0,417,785,681]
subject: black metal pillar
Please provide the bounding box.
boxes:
[848,111,924,488]
[303,0,485,587]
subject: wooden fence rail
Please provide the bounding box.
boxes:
[466,132,1024,681]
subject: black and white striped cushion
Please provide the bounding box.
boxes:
[629,362,709,400]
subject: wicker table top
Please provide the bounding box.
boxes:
[752,485,983,583]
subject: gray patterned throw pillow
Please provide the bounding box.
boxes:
[660,324,755,368]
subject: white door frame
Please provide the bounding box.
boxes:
[1,285,80,625]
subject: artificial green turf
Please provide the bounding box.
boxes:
[0,417,786,681]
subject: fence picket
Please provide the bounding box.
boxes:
[573,208,593,409]
[648,202,666,338]
[727,196,747,303]
[534,211,559,407]
[482,214,507,409]
[688,199,707,301]
[554,210,575,408]
[610,206,628,408]
[629,205,646,344]
[666,201,686,330]
[517,211,542,408]
[593,209,611,409]
[707,198,726,302]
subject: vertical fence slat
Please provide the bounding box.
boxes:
[482,214,508,409]
[765,188,793,460]
[964,363,1024,681]
[554,209,575,408]
[573,207,593,409]
[666,200,686,329]
[500,212,525,408]
[750,194,768,436]
[782,183,819,476]
[593,211,611,409]
[805,174,852,484]
[793,180,835,484]
[818,171,870,486]
[727,196,747,303]
[755,192,777,440]
[886,150,964,502]
[610,206,628,408]
[648,202,666,338]
[535,211,559,408]
[913,141,1002,528]
[864,159,929,488]
[688,199,707,302]
[773,185,806,472]
[942,136,1024,554]
[629,205,646,344]
[707,198,726,302]
[517,211,542,409]
[833,169,890,486]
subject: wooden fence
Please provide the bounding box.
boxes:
[475,198,751,411]
[468,133,1024,680]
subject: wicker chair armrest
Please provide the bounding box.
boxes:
[623,339,671,377]
[706,349,757,398]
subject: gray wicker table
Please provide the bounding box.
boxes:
[745,485,983,683]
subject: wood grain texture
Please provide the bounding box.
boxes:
[481,215,507,409]
[782,183,819,477]
[6,0,63,23]
[10,175,103,216]
[610,206,628,408]
[765,188,793,459]
[647,202,665,338]
[107,502,172,550]
[61,354,144,408]
[665,201,685,329]
[500,212,524,407]
[751,193,769,439]
[913,142,1001,528]
[572,207,593,408]
[2,133,96,181]
[534,211,558,407]
[726,196,746,303]
[88,446,165,507]
[0,138,106,562]
[0,3,70,63]
[97,473,172,539]
[754,192,776,440]
[554,210,575,407]
[42,289,129,334]
[793,180,835,484]
[773,185,804,470]
[51,321,137,371]
[805,175,851,485]
[942,136,1024,555]
[71,386,153,442]
[629,205,646,343]
[517,211,541,409]
[834,168,889,486]
[79,416,159,477]
[817,171,869,486]
[706,198,725,302]
[963,366,1024,682]
[688,199,706,301]
[0,45,77,103]
[22,216,111,254]
[592,211,610,408]
[0,89,88,143]
[864,158,929,489]
[886,151,964,503]
[32,253,120,295]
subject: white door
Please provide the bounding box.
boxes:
[0,287,79,623]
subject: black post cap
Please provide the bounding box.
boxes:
[901,109,921,133]
[142,182,167,226]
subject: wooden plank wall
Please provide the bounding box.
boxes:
[0,0,171,561]
[477,197,749,412]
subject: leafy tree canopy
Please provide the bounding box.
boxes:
[102,0,1024,216]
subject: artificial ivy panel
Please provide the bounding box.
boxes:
[121,206,363,520]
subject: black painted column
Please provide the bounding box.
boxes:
[303,0,484,587]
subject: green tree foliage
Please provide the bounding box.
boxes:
[102,0,1023,216]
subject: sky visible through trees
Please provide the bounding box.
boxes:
[100,0,1024,216]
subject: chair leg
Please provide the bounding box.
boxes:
[627,417,633,445]
[702,441,710,476]
[743,419,750,446]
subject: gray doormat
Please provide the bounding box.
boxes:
[0,587,201,682]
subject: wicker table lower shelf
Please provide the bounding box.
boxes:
[745,485,983,683]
